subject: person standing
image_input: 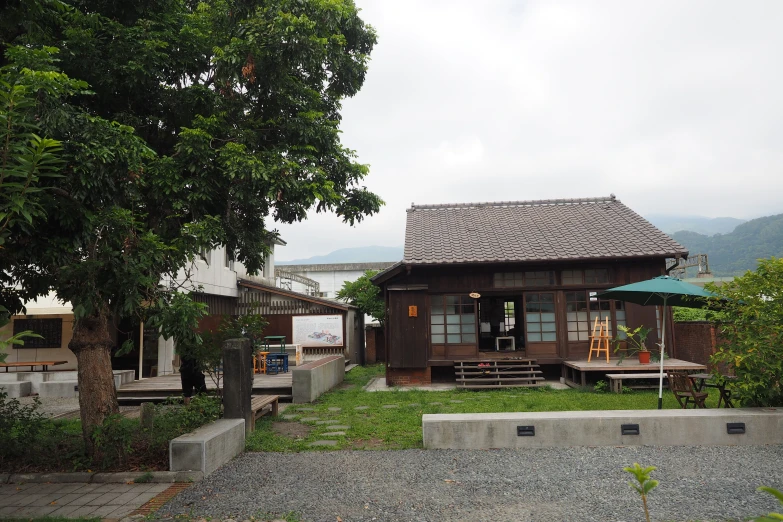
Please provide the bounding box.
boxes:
[179,352,206,405]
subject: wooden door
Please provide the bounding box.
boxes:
[387,291,429,368]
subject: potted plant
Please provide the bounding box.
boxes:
[613,325,653,365]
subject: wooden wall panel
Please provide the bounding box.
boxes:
[387,291,429,368]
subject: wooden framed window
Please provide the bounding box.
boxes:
[616,301,627,338]
[493,272,523,288]
[562,268,612,285]
[493,271,555,288]
[504,301,516,333]
[12,318,62,348]
[562,269,583,285]
[585,268,610,284]
[589,291,615,336]
[525,292,556,342]
[565,291,590,341]
[430,296,476,344]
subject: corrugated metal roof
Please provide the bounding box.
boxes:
[403,196,688,265]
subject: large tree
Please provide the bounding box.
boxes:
[0,0,380,448]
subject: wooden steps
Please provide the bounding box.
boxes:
[455,359,545,389]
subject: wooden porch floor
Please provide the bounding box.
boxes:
[117,371,292,398]
[562,358,707,387]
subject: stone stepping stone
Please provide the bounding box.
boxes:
[300,417,319,422]
[382,404,399,409]
[450,400,464,404]
[328,407,342,412]
[321,431,346,437]
[281,414,299,420]
[297,407,315,411]
[309,440,338,447]
[430,402,443,405]
[354,406,370,410]
[328,425,350,430]
[315,420,341,425]
[408,403,420,407]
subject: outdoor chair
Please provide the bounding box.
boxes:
[667,371,708,409]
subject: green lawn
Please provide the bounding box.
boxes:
[246,365,725,452]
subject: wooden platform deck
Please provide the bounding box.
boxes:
[117,372,292,400]
[562,358,707,388]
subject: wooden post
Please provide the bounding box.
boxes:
[138,321,144,380]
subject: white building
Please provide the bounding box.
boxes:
[2,240,285,377]
[277,262,398,299]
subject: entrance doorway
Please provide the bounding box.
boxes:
[477,297,524,352]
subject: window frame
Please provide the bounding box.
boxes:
[524,292,557,343]
[430,295,477,345]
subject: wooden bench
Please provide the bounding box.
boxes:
[605,373,668,393]
[250,395,279,425]
[0,360,67,372]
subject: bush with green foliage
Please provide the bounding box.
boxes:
[0,391,49,469]
[337,270,385,325]
[709,257,783,406]
[672,306,710,322]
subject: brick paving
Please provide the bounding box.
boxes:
[0,482,174,519]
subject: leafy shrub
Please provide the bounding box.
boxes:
[594,380,609,393]
[92,414,135,469]
[0,391,50,468]
[709,258,783,406]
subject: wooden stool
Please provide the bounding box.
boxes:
[588,317,610,363]
[254,351,270,374]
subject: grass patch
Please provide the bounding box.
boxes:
[246,364,727,452]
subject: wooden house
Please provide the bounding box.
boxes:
[372,196,689,385]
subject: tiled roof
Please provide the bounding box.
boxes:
[403,196,688,265]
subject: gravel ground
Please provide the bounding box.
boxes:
[158,446,783,522]
[18,396,80,417]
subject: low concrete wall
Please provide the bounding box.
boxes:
[423,409,783,449]
[292,355,344,403]
[38,380,79,398]
[0,381,31,398]
[169,418,245,476]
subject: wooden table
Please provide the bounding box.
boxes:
[691,372,735,408]
[0,360,67,372]
[263,335,287,353]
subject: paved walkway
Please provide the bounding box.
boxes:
[0,482,172,519]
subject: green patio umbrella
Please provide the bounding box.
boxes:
[597,275,715,409]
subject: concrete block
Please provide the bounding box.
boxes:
[37,380,79,398]
[112,370,135,385]
[0,381,32,398]
[223,338,253,435]
[292,355,345,403]
[42,371,78,381]
[0,374,20,383]
[422,408,783,449]
[169,418,245,476]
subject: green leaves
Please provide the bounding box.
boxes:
[336,270,385,325]
[623,463,658,522]
[708,258,783,406]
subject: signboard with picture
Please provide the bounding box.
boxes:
[292,315,344,347]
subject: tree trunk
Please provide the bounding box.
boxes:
[68,310,119,454]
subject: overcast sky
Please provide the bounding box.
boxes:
[275,0,783,261]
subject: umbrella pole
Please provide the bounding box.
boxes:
[658,297,667,410]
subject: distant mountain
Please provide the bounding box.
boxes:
[671,214,783,276]
[646,214,746,236]
[277,246,403,265]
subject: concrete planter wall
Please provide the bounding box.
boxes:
[169,418,245,476]
[292,355,345,403]
[423,408,783,449]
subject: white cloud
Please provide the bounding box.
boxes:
[275,0,783,260]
